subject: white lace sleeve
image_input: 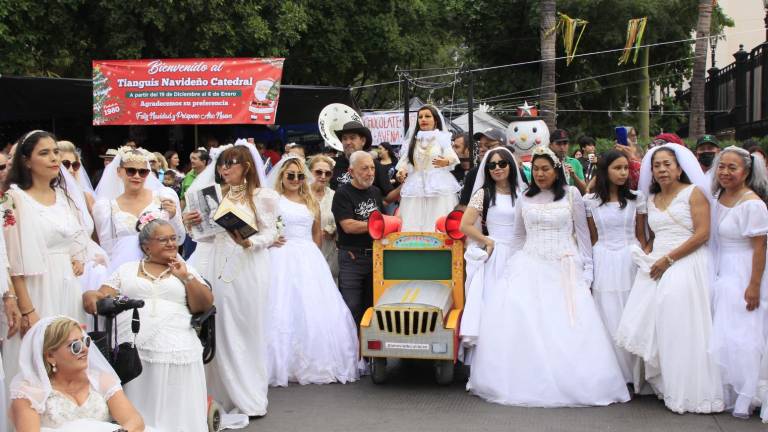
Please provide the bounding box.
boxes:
[634,190,648,215]
[248,189,279,251]
[468,189,485,212]
[95,371,122,401]
[438,132,460,169]
[92,199,115,256]
[102,268,122,293]
[737,200,768,238]
[509,196,527,252]
[570,187,594,285]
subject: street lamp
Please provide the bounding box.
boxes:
[709,33,719,68]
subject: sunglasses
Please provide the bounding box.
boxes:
[0,164,6,171]
[217,158,241,169]
[487,160,510,170]
[69,335,92,356]
[313,169,332,178]
[286,172,306,181]
[61,160,81,171]
[124,167,150,178]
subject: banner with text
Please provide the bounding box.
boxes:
[92,58,284,125]
[362,111,417,146]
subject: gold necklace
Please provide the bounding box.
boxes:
[227,182,247,201]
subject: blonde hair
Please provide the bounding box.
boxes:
[43,317,81,376]
[153,152,168,170]
[57,141,80,162]
[276,158,319,217]
[219,146,261,219]
[308,154,335,170]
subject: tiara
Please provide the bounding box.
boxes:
[118,146,149,164]
[531,145,562,167]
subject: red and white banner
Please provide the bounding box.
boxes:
[92,58,284,125]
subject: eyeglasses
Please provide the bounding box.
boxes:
[313,169,332,178]
[0,164,6,171]
[151,235,178,245]
[61,160,81,171]
[487,160,510,170]
[124,167,150,178]
[217,158,241,169]
[286,172,306,181]
[69,335,92,356]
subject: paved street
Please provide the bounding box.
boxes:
[246,360,765,432]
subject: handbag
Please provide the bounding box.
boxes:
[112,307,143,384]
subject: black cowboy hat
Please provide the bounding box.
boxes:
[335,121,373,151]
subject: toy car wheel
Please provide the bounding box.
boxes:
[434,360,454,385]
[207,398,221,432]
[370,357,387,384]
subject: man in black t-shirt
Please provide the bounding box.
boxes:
[331,121,397,205]
[332,151,384,325]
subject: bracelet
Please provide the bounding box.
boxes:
[181,274,195,285]
[21,307,35,317]
[2,293,18,301]
[663,255,675,266]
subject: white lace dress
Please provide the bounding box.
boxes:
[710,199,768,418]
[92,189,185,273]
[267,197,358,386]
[40,389,113,431]
[468,186,629,407]
[189,189,279,417]
[585,191,646,384]
[616,185,724,413]
[105,262,208,432]
[460,189,517,365]
[397,130,461,232]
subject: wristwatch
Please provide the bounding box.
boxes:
[182,274,196,285]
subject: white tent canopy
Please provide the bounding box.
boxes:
[451,110,508,133]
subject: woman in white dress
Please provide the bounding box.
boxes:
[708,146,768,419]
[584,150,647,384]
[469,145,629,407]
[58,140,110,292]
[459,147,521,364]
[185,142,275,419]
[93,147,184,273]
[395,105,461,231]
[83,218,213,431]
[309,155,338,279]
[616,143,724,414]
[2,130,90,391]
[266,156,359,386]
[10,316,145,432]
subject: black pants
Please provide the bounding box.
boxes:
[337,248,374,326]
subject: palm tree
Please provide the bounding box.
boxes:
[689,0,714,139]
[540,0,557,130]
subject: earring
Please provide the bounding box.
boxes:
[51,363,57,373]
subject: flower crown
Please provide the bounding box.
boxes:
[531,145,562,167]
[118,146,150,164]
[135,210,168,232]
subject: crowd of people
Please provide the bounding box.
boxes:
[0,101,766,430]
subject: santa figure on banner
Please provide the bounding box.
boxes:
[249,79,280,122]
[506,101,549,183]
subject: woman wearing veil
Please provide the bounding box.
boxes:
[92,147,184,273]
[458,147,521,365]
[10,316,146,431]
[615,143,724,413]
[184,140,276,421]
[395,105,461,232]
[265,156,358,386]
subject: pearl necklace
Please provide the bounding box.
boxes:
[227,182,247,201]
[140,259,171,282]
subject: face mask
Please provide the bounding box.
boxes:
[698,152,716,167]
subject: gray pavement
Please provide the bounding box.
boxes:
[244,360,766,432]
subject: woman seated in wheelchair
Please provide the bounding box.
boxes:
[83,215,214,432]
[11,316,146,431]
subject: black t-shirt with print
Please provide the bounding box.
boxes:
[331,156,395,197]
[332,183,384,249]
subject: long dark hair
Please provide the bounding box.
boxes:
[7,130,64,191]
[649,147,691,194]
[525,153,568,201]
[593,150,637,209]
[482,148,519,207]
[407,105,443,166]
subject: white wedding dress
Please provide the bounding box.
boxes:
[267,196,359,386]
[469,186,629,407]
[710,199,768,418]
[585,191,646,384]
[616,185,724,413]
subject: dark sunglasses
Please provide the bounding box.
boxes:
[61,160,81,171]
[313,169,332,178]
[217,158,241,169]
[0,164,6,171]
[124,167,150,178]
[69,335,92,356]
[487,160,510,170]
[286,172,306,181]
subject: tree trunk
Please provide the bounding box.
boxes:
[689,0,714,139]
[637,46,650,145]
[539,0,557,130]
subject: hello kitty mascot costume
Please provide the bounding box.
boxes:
[506,102,550,183]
